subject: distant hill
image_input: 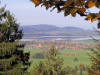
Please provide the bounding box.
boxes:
[20,24,60,32]
[19,24,98,38]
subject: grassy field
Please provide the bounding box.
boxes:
[22,40,99,75]
[59,49,92,67]
[24,48,93,71]
[24,48,45,71]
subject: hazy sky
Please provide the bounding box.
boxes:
[1,0,100,29]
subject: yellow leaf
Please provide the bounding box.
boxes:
[64,1,73,7]
[70,8,78,15]
[86,14,92,20]
[91,16,98,22]
[91,13,100,22]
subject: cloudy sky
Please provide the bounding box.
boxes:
[1,0,99,29]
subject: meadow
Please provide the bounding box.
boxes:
[24,48,93,69]
[23,40,97,70]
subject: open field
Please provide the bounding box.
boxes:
[59,49,93,67]
[22,40,98,73]
[24,48,93,69]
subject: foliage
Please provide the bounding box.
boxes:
[31,0,100,28]
[32,46,66,75]
[88,44,100,75]
[0,6,30,75]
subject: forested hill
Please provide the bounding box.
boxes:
[19,24,98,38]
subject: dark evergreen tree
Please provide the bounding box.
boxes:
[0,6,30,75]
[45,46,66,75]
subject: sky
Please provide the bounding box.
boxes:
[1,0,100,29]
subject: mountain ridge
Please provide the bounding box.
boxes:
[19,24,97,38]
[20,24,85,32]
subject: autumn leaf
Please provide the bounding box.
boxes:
[98,22,100,28]
[88,0,96,8]
[96,1,100,8]
[91,16,98,22]
[64,9,70,16]
[85,14,92,20]
[94,70,100,75]
[31,0,41,6]
[30,0,100,29]
[70,8,78,16]
[64,0,73,7]
[79,8,86,14]
[0,34,3,39]
[91,13,100,22]
[85,13,100,22]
